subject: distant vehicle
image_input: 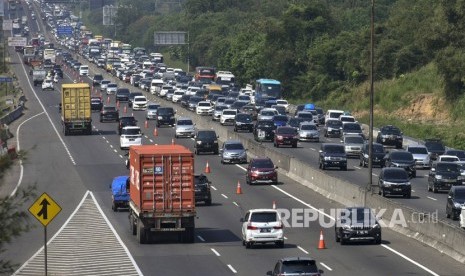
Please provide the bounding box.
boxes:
[378,167,412,198]
[323,119,343,138]
[424,138,446,163]
[194,130,219,155]
[359,142,385,168]
[156,107,176,127]
[324,109,344,122]
[100,80,111,91]
[254,120,276,142]
[234,113,254,133]
[220,140,247,164]
[241,208,284,248]
[384,151,416,178]
[298,122,319,142]
[319,143,347,171]
[41,78,54,90]
[92,74,103,86]
[194,174,212,206]
[118,116,137,135]
[196,101,214,116]
[128,92,144,108]
[100,106,119,122]
[342,122,364,138]
[246,157,278,185]
[254,79,282,102]
[175,117,196,138]
[79,65,89,76]
[266,257,323,276]
[406,145,431,169]
[342,135,365,158]
[428,162,463,193]
[119,126,142,149]
[145,103,160,120]
[110,176,130,211]
[447,186,465,220]
[376,125,403,149]
[220,109,237,126]
[106,83,118,95]
[131,95,148,111]
[212,105,228,121]
[335,207,382,245]
[90,97,103,112]
[61,83,92,135]
[274,126,298,148]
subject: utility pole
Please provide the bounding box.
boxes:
[366,0,375,206]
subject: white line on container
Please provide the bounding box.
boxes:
[227,264,237,274]
[197,236,205,242]
[320,262,333,271]
[221,194,228,199]
[427,196,437,201]
[211,248,221,257]
[297,246,309,254]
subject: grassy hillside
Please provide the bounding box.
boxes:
[318,63,465,149]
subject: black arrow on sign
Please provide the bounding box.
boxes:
[37,198,50,220]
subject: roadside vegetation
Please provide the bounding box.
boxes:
[79,0,465,149]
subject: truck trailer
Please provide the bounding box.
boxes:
[128,145,196,244]
[61,83,92,135]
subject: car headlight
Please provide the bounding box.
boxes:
[324,156,331,161]
[196,141,202,145]
[454,202,462,208]
[342,225,351,230]
[364,154,369,158]
[158,116,163,120]
[458,176,465,181]
[373,223,380,229]
[434,175,442,180]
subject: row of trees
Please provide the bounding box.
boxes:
[83,0,465,102]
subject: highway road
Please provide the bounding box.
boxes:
[2,2,464,275]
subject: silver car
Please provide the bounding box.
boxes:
[258,108,278,121]
[220,140,247,164]
[175,117,195,138]
[146,103,160,120]
[298,122,320,142]
[406,145,430,169]
[342,134,365,158]
[213,105,228,121]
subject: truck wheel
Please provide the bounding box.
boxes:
[183,227,195,243]
[137,220,148,244]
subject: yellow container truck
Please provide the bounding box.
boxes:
[61,83,92,135]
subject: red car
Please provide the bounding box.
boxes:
[274,126,298,148]
[246,158,278,185]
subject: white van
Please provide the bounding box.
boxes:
[325,109,344,123]
[79,65,89,76]
[150,79,164,95]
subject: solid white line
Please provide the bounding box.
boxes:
[319,262,333,271]
[211,248,221,257]
[197,235,205,242]
[89,192,143,275]
[17,52,76,165]
[427,196,437,201]
[272,184,440,275]
[381,244,439,276]
[271,185,335,220]
[235,164,247,171]
[227,264,237,274]
[297,246,309,254]
[9,112,44,197]
[232,201,239,207]
[221,194,228,199]
[211,185,217,191]
[13,191,91,275]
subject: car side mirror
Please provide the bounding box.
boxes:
[448,195,452,199]
[431,168,436,172]
[319,150,323,153]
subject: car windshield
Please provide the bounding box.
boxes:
[158,108,174,115]
[108,84,117,88]
[225,143,244,150]
[408,147,428,154]
[324,145,345,154]
[261,111,276,116]
[340,117,355,122]
[391,152,413,161]
[298,113,313,118]
[103,106,116,111]
[251,159,274,168]
[194,175,209,185]
[276,100,288,105]
[223,110,236,115]
[147,104,159,110]
[425,141,445,151]
[236,114,252,122]
[282,260,318,274]
[454,190,465,201]
[257,121,275,128]
[344,123,361,131]
[345,136,364,144]
[436,163,459,172]
[273,115,288,122]
[130,93,143,98]
[177,120,193,126]
[197,131,217,139]
[330,112,343,118]
[122,128,141,135]
[198,102,211,107]
[215,106,228,111]
[447,151,465,159]
[382,127,401,135]
[327,120,342,127]
[384,169,408,179]
[101,80,110,84]
[277,128,297,135]
[300,124,317,131]
[134,97,146,102]
[373,145,385,153]
[343,208,376,224]
[441,157,459,162]
[250,212,277,223]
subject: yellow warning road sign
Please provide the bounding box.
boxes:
[28,193,62,226]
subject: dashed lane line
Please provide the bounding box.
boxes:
[227,264,237,274]
[211,248,221,257]
[320,262,333,271]
[221,194,229,199]
[297,246,309,254]
[427,196,437,201]
[197,236,205,242]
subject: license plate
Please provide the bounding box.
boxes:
[394,188,402,191]
[260,228,271,233]
[129,139,134,141]
[357,230,368,234]
[259,131,265,138]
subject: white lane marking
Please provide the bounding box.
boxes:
[235,164,247,171]
[149,139,153,143]
[427,196,437,201]
[232,201,239,207]
[320,262,333,271]
[190,138,195,141]
[411,190,415,192]
[119,154,123,158]
[227,264,237,274]
[297,246,309,254]
[221,194,228,199]
[381,244,439,276]
[284,236,288,240]
[372,173,378,177]
[113,149,117,153]
[424,174,428,177]
[10,112,44,197]
[144,135,148,139]
[102,136,106,140]
[106,140,110,143]
[354,166,361,170]
[197,235,205,242]
[17,53,77,165]
[211,248,221,257]
[272,184,440,275]
[211,185,217,191]
[310,148,316,151]
[110,144,113,148]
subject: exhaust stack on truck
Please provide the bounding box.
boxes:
[128,144,196,244]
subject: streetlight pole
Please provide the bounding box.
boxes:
[366,0,375,206]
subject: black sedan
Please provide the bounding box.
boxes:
[100,106,119,122]
[91,97,103,112]
[253,120,276,142]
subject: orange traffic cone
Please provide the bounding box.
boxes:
[153,128,158,137]
[116,100,120,107]
[236,181,242,194]
[171,138,175,145]
[318,230,326,249]
[144,120,148,129]
[273,201,276,209]
[123,106,127,113]
[204,161,211,173]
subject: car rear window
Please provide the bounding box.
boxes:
[177,120,193,126]
[122,128,141,135]
[391,152,413,161]
[436,163,459,172]
[158,108,174,115]
[383,169,408,179]
[197,131,216,139]
[225,143,244,150]
[408,147,428,154]
[276,127,296,135]
[345,136,364,144]
[251,159,274,168]
[250,212,277,223]
[324,145,345,153]
[282,260,318,274]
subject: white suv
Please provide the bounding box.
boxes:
[220,109,237,125]
[241,209,284,248]
[196,101,214,115]
[120,126,142,149]
[41,78,54,91]
[132,96,148,111]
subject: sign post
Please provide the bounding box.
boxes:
[28,193,62,276]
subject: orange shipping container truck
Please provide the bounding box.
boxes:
[128,145,196,244]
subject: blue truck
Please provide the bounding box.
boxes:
[111,176,130,211]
